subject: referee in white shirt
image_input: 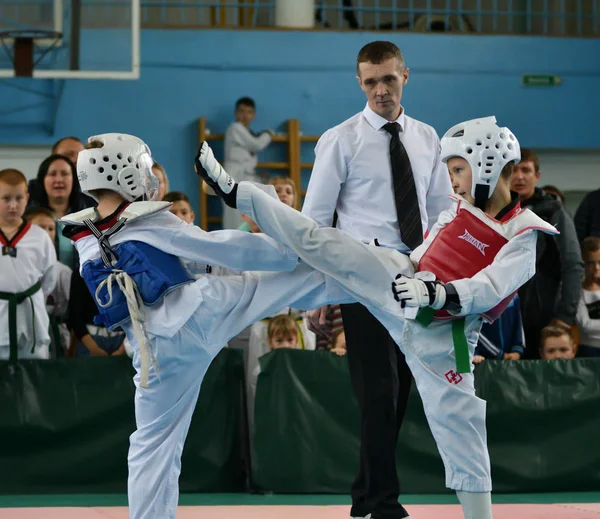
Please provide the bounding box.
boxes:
[303,41,453,519]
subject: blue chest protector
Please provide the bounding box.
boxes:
[81,240,195,330]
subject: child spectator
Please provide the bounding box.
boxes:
[223,96,273,229]
[151,162,169,201]
[473,294,524,363]
[268,176,296,209]
[539,325,575,360]
[0,169,56,360]
[247,309,315,390]
[163,191,195,225]
[575,236,600,357]
[24,207,72,356]
[239,176,297,232]
[163,191,209,279]
[248,314,307,427]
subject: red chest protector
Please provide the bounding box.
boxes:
[418,200,519,323]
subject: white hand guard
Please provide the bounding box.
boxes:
[391,275,447,310]
[194,142,237,207]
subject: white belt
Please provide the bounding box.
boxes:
[86,324,124,338]
[95,270,157,388]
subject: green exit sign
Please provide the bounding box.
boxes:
[522,74,562,87]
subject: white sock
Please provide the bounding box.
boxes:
[456,491,493,519]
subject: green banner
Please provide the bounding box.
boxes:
[0,349,245,495]
[252,349,600,494]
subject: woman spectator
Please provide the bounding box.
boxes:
[28,154,94,269]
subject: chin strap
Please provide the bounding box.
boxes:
[474,184,490,210]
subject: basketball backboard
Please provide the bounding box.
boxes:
[0,0,139,79]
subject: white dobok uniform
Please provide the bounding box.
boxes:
[235,181,558,494]
[61,199,351,519]
[0,221,56,360]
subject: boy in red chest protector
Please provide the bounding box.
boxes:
[196,116,558,519]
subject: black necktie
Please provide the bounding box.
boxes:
[383,122,423,250]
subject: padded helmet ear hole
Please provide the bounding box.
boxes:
[118,166,143,197]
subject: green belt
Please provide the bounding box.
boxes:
[416,307,471,374]
[0,280,42,362]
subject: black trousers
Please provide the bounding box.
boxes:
[341,302,412,519]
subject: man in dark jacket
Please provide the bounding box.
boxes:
[574,188,600,242]
[511,148,584,358]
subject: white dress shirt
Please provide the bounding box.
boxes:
[302,103,453,252]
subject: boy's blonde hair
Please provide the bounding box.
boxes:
[0,168,28,188]
[267,314,298,341]
[539,325,574,350]
[268,176,296,195]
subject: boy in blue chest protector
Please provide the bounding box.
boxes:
[61,133,352,519]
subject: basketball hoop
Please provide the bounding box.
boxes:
[0,30,62,77]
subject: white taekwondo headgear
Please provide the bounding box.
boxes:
[440,116,520,207]
[76,133,159,203]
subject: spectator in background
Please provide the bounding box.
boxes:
[511,148,584,358]
[222,96,273,229]
[152,162,169,201]
[473,294,525,363]
[539,325,575,360]
[0,169,56,360]
[269,176,296,209]
[27,154,94,270]
[29,136,87,203]
[239,176,296,232]
[24,207,72,356]
[574,187,600,243]
[163,191,195,225]
[52,136,84,165]
[67,268,126,357]
[575,237,600,357]
[247,313,307,433]
[163,191,211,279]
[541,184,566,205]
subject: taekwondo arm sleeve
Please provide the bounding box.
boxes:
[40,233,57,298]
[448,230,538,316]
[552,208,585,325]
[425,140,454,229]
[229,123,272,154]
[576,295,600,332]
[141,213,299,272]
[301,130,347,227]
